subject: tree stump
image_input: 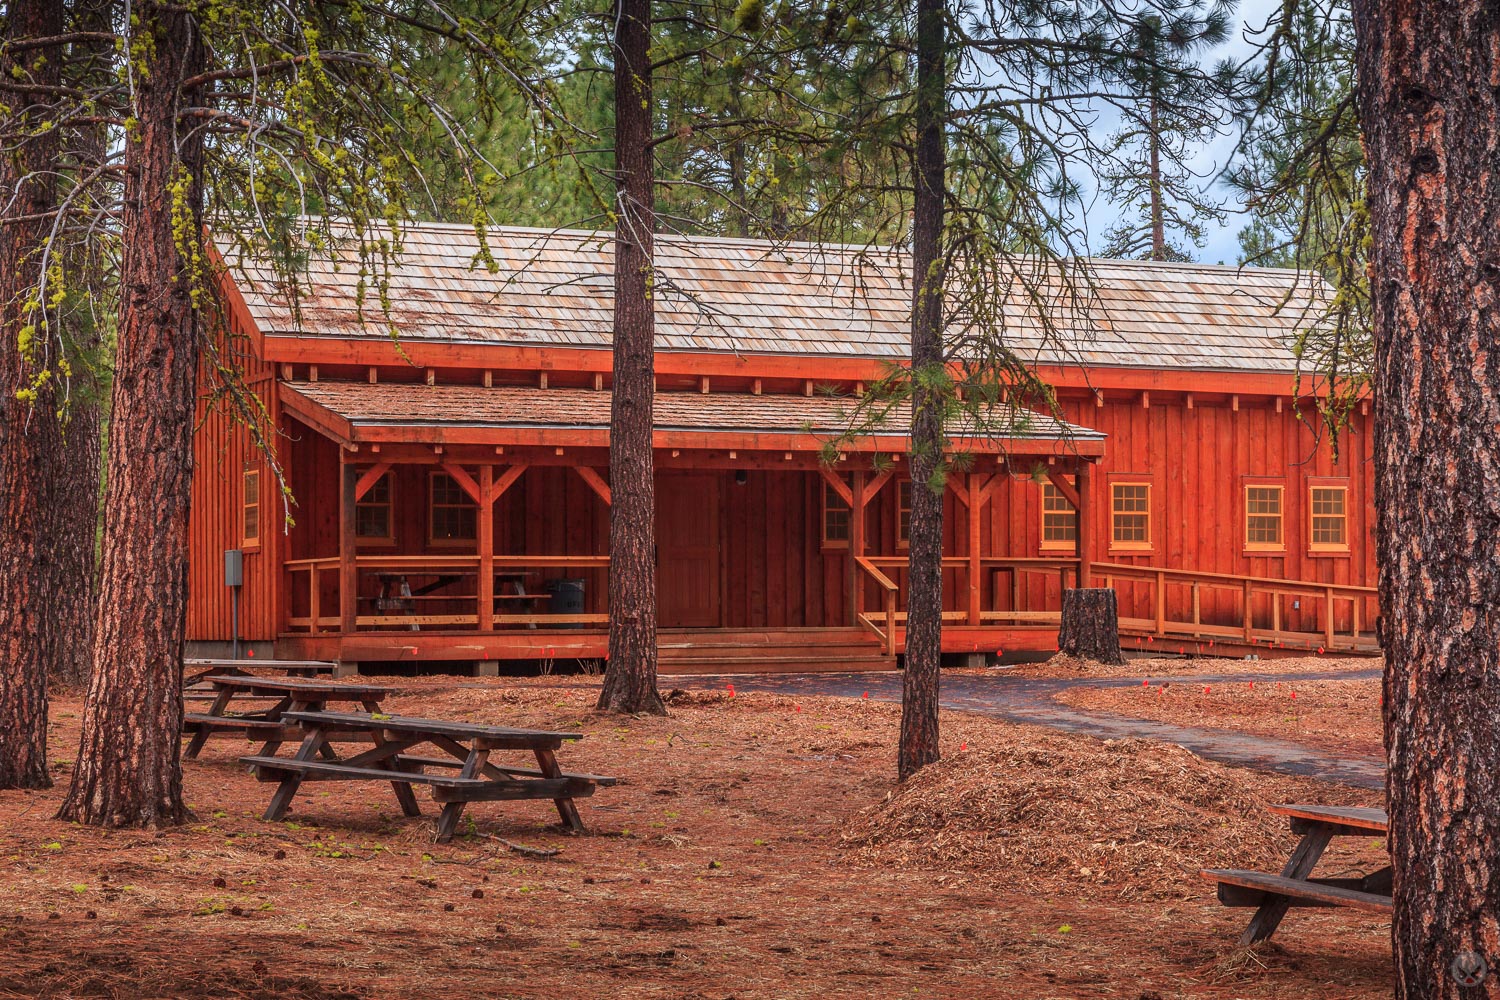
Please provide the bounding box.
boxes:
[1058,588,1125,665]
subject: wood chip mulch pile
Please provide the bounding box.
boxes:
[841,727,1384,902]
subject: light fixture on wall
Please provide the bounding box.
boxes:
[734,469,748,486]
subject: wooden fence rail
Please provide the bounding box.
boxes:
[284,555,609,634]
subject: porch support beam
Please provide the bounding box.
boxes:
[1076,461,1093,588]
[967,474,984,625]
[817,467,853,507]
[488,464,529,505]
[339,455,358,635]
[573,466,612,505]
[440,462,484,506]
[850,471,867,626]
[478,466,495,632]
[355,461,392,502]
[862,468,896,506]
[1045,467,1081,510]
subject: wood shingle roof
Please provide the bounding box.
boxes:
[223,220,1328,373]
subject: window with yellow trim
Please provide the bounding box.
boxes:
[822,479,851,548]
[1245,485,1285,550]
[896,480,912,547]
[1041,481,1077,549]
[1310,485,1349,551]
[356,472,394,541]
[429,473,476,543]
[1110,483,1151,548]
[242,467,261,547]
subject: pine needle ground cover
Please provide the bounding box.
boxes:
[0,677,1388,998]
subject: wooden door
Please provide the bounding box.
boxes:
[657,473,721,627]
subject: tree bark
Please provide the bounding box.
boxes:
[898,0,946,782]
[0,0,65,790]
[1057,588,1124,665]
[46,0,114,691]
[1352,4,1500,997]
[598,0,665,716]
[57,1,204,827]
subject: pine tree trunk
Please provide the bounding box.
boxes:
[1058,588,1124,665]
[898,0,946,782]
[1352,4,1500,996]
[46,416,100,692]
[0,0,65,790]
[1147,93,1166,262]
[598,0,665,716]
[46,0,114,691]
[57,1,204,827]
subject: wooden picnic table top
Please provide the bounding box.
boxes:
[186,658,336,672]
[280,709,582,745]
[208,676,392,698]
[1267,803,1388,833]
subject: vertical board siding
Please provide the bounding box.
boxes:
[186,331,279,643]
[191,376,1377,649]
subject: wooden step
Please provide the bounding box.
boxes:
[658,650,886,664]
[658,638,877,653]
[659,655,896,676]
[1201,869,1392,913]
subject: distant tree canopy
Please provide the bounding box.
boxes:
[1097,1,1238,262]
[1230,0,1368,433]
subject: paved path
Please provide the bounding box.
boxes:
[677,667,1386,790]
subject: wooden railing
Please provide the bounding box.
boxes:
[854,556,899,655]
[284,554,609,633]
[1090,561,1378,651]
[849,554,1378,655]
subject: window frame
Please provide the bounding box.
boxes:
[1242,479,1287,554]
[242,465,261,551]
[1307,477,1352,556]
[1107,478,1154,553]
[355,470,396,546]
[896,479,912,550]
[821,478,852,551]
[1039,478,1078,551]
[427,471,478,546]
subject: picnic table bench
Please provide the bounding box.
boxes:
[241,710,616,842]
[183,657,336,687]
[1202,803,1391,944]
[182,675,391,760]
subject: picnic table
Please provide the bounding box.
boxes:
[1202,803,1392,944]
[182,675,392,760]
[240,710,616,842]
[183,657,336,686]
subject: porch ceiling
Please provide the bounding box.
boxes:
[281,381,1106,457]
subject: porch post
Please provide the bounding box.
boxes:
[850,470,867,627]
[1076,461,1092,588]
[967,473,983,625]
[339,453,358,635]
[478,465,495,632]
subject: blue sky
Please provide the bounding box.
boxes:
[1084,0,1284,265]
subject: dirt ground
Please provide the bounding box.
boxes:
[1054,675,1384,760]
[0,675,1392,999]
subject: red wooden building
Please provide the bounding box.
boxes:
[188,222,1377,673]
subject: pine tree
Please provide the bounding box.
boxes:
[1352,3,1500,996]
[0,0,562,827]
[1097,1,1237,261]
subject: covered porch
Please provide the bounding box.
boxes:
[272,380,1105,669]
